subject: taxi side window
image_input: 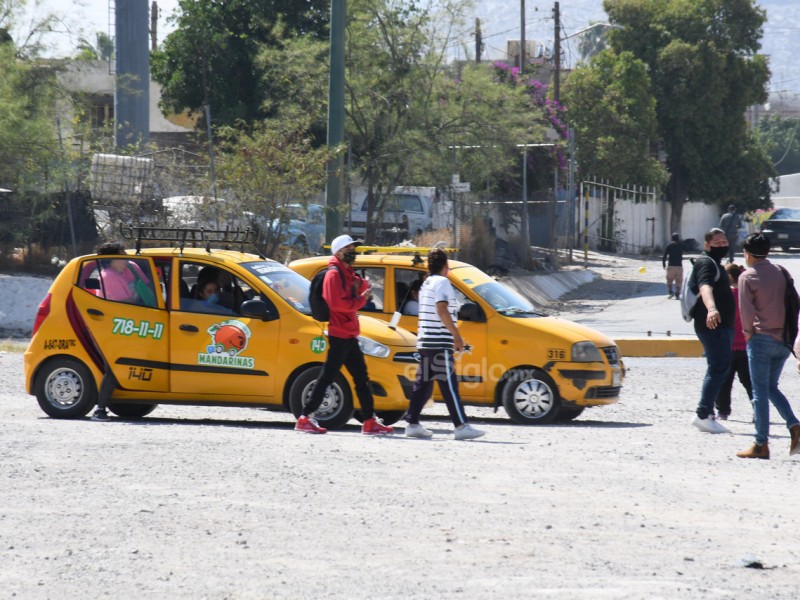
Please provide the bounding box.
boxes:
[357,267,385,312]
[178,262,242,316]
[78,258,159,308]
[395,268,426,310]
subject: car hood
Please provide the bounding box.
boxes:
[358,315,417,348]
[516,314,617,347]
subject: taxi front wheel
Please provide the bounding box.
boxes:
[35,357,98,419]
[289,367,354,430]
[501,368,561,425]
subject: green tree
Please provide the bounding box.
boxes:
[757,114,800,177]
[604,0,775,233]
[343,0,542,242]
[216,117,335,257]
[74,32,114,61]
[150,0,329,127]
[562,49,664,186]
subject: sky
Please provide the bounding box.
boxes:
[23,0,800,97]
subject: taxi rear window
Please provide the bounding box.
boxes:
[78,257,159,307]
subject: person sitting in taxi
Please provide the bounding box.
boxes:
[187,280,234,315]
[97,241,153,305]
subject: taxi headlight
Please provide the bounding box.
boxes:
[571,341,602,362]
[358,336,391,358]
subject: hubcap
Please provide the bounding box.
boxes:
[45,369,83,407]
[305,382,343,418]
[511,379,554,418]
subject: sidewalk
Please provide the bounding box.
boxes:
[504,250,705,358]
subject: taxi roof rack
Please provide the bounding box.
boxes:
[119,223,264,257]
[320,244,458,266]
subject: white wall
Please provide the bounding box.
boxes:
[576,196,720,252]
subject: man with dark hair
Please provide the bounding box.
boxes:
[719,204,742,263]
[662,232,683,299]
[404,248,484,440]
[736,232,800,459]
[691,228,735,434]
[295,234,394,435]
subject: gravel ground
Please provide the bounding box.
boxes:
[2,347,800,599]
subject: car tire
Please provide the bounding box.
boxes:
[34,357,98,419]
[353,409,406,425]
[107,403,158,419]
[289,367,354,430]
[557,406,585,422]
[501,368,561,425]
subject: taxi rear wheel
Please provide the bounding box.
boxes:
[289,367,354,430]
[107,403,158,419]
[35,358,98,419]
[501,368,561,425]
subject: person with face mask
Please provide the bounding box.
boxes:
[295,234,394,435]
[691,227,736,435]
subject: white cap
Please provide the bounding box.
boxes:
[331,234,363,255]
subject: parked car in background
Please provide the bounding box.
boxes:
[760,207,800,251]
[24,237,417,429]
[291,250,625,425]
[345,187,447,243]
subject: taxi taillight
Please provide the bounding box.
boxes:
[32,293,52,335]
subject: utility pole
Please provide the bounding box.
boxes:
[553,1,560,103]
[520,0,526,74]
[475,18,482,64]
[326,0,346,242]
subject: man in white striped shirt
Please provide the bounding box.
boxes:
[405,248,485,440]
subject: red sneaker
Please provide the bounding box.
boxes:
[362,416,394,435]
[295,415,327,434]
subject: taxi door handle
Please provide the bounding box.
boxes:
[87,308,103,316]
[179,324,199,332]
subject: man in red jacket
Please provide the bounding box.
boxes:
[295,234,394,435]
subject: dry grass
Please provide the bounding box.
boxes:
[0,339,27,353]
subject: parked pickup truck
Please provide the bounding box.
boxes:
[345,186,442,243]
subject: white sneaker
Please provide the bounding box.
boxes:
[405,423,433,438]
[454,423,485,440]
[691,414,729,434]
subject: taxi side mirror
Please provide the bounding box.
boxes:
[458,301,485,323]
[240,298,279,321]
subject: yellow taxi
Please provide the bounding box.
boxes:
[290,249,624,424]
[24,238,417,429]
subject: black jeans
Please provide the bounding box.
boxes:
[407,348,468,427]
[303,336,374,419]
[715,349,753,416]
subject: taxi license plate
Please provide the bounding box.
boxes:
[778,233,789,239]
[612,369,621,386]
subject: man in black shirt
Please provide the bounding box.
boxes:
[662,233,683,299]
[691,228,735,435]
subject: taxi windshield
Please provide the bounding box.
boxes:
[241,261,311,314]
[471,281,541,317]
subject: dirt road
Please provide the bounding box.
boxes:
[2,349,800,599]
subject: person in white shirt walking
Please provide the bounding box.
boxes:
[404,248,485,440]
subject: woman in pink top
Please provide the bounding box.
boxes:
[714,263,753,419]
[97,242,151,304]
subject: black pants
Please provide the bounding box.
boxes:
[407,348,468,427]
[715,348,753,415]
[304,336,374,419]
[96,356,118,411]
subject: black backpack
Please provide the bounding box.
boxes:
[778,265,800,355]
[309,265,346,322]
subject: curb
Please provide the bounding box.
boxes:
[616,338,703,358]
